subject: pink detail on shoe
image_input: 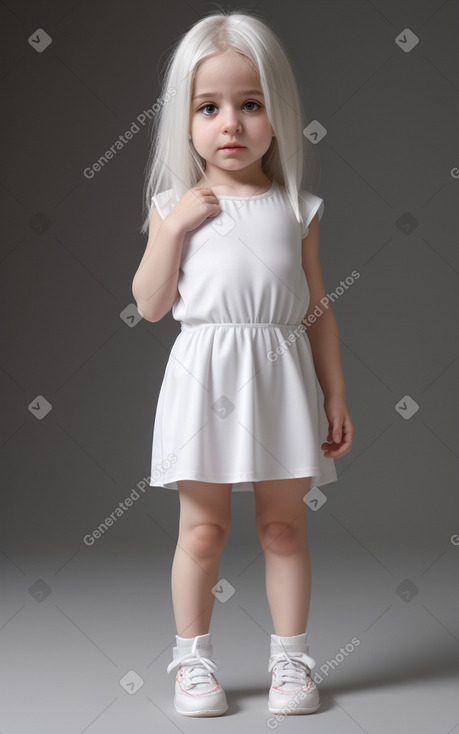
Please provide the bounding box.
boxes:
[178,683,221,697]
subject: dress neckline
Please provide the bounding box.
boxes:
[212,180,276,200]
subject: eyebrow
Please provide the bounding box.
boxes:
[192,89,264,100]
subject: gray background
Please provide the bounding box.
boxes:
[1,0,458,731]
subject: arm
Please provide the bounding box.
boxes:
[132,186,221,322]
[132,207,186,322]
[301,213,354,458]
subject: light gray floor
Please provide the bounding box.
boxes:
[2,492,458,734]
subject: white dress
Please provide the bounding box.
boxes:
[147,179,338,491]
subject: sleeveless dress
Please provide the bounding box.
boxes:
[147,180,338,491]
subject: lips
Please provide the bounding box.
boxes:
[220,144,245,149]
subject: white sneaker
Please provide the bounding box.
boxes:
[167,633,228,717]
[268,633,320,715]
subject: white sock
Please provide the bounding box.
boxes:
[273,632,308,643]
[176,633,210,648]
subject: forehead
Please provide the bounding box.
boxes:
[192,50,260,89]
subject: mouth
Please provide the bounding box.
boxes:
[220,146,246,154]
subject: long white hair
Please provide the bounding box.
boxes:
[139,7,319,235]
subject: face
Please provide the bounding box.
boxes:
[189,49,275,181]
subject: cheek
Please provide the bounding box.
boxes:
[191,118,212,140]
[252,118,273,142]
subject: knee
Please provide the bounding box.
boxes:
[186,523,230,558]
[257,520,305,555]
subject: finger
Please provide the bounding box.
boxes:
[332,426,343,443]
[321,445,346,458]
[321,437,352,458]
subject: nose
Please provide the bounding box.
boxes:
[221,107,242,134]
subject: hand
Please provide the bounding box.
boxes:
[167,185,221,235]
[321,397,354,459]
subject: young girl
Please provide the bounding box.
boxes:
[133,9,353,718]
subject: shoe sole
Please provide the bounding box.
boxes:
[268,701,320,715]
[174,704,229,717]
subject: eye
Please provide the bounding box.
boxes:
[243,101,261,111]
[199,103,217,116]
[197,101,262,116]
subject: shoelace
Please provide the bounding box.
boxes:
[167,649,220,687]
[268,650,317,685]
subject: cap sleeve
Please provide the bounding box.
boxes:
[298,189,324,239]
[151,188,175,221]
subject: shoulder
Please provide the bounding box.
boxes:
[298,188,324,239]
[151,188,176,221]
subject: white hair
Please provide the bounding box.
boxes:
[139,7,319,235]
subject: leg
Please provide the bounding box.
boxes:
[253,477,312,636]
[172,480,232,638]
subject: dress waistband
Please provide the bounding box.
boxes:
[180,321,303,331]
